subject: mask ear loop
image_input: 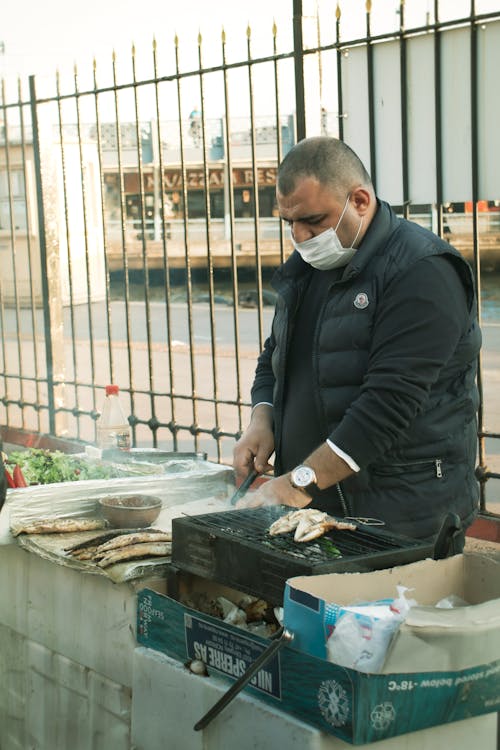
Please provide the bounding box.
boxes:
[349,215,364,249]
[336,194,364,250]
[334,193,351,232]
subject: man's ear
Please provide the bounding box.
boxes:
[351,186,373,215]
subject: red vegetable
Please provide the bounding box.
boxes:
[4,468,16,488]
[13,465,28,488]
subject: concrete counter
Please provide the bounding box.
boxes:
[131,647,498,750]
[0,543,160,749]
[1,528,499,749]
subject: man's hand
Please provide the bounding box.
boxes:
[236,474,311,509]
[233,404,275,481]
[235,439,355,508]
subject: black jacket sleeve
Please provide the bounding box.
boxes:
[251,319,277,408]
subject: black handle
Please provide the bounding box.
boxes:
[193,627,294,731]
[433,512,464,559]
[229,469,260,506]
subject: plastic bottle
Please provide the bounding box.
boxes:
[96,385,132,451]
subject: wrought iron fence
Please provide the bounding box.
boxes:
[0,0,499,511]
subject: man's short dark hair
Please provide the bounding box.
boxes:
[277,136,372,196]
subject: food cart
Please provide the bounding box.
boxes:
[0,448,499,749]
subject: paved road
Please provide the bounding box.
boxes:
[3,300,500,507]
[4,300,500,432]
[7,300,275,353]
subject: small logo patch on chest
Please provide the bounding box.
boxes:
[353,292,369,309]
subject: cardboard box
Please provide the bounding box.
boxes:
[137,552,500,744]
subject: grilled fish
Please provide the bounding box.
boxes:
[97,541,172,568]
[11,518,107,537]
[294,517,352,542]
[64,531,127,553]
[71,546,101,561]
[269,509,356,543]
[268,509,313,535]
[92,529,172,558]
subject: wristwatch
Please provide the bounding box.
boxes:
[290,464,318,495]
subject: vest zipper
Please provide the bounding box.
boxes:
[373,458,444,478]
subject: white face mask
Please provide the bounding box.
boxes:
[292,195,363,271]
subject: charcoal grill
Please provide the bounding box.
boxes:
[171,506,461,605]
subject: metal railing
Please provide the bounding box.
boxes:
[0,0,499,512]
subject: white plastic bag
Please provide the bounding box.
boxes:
[326,586,417,673]
[327,610,401,673]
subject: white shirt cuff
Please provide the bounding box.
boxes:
[252,401,273,412]
[326,439,360,472]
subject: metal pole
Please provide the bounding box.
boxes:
[293,0,306,141]
[28,74,56,435]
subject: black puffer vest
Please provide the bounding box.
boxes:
[266,201,481,539]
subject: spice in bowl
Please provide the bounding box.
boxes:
[98,494,162,528]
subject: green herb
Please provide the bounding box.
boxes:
[6,449,123,485]
[318,537,342,557]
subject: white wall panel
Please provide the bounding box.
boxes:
[372,40,404,204]
[477,21,500,199]
[441,27,473,202]
[338,19,500,205]
[406,34,438,205]
[340,46,372,176]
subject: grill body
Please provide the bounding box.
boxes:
[172,507,439,604]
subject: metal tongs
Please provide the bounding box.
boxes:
[194,467,293,731]
[229,468,260,506]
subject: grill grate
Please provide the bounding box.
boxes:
[192,507,418,557]
[172,506,438,605]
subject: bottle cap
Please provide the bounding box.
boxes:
[105,384,120,396]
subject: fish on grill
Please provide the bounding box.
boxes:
[269,508,323,535]
[269,508,357,543]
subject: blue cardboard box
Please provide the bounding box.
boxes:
[137,552,500,744]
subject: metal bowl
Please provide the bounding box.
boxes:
[98,494,162,529]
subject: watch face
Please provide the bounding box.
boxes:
[292,465,316,488]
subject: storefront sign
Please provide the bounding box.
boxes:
[162,166,277,191]
[162,169,224,190]
[233,167,277,186]
[112,166,278,194]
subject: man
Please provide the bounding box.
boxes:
[233,137,481,539]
